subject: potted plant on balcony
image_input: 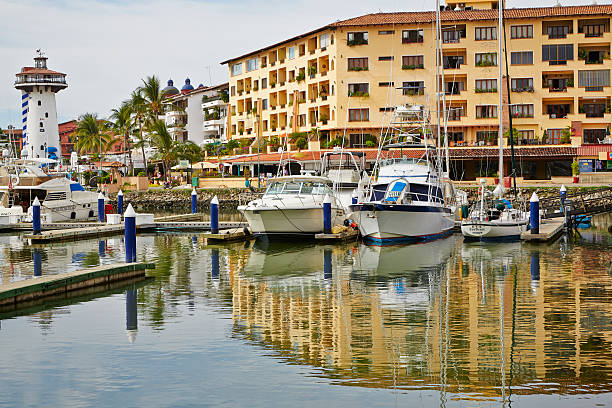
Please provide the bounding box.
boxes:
[571,160,580,183]
[308,65,317,78]
[561,126,572,144]
[320,113,328,125]
[578,48,587,61]
[541,130,548,144]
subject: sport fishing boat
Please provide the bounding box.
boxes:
[0,158,100,222]
[350,102,455,245]
[238,175,347,237]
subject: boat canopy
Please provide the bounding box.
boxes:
[69,182,85,192]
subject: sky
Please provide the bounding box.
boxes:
[0,0,604,128]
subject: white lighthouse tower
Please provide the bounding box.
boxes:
[14,51,67,161]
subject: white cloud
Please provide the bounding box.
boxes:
[0,0,597,127]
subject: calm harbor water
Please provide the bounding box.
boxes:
[1,214,612,407]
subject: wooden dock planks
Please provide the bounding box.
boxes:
[521,218,565,242]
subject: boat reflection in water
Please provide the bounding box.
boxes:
[231,234,612,401]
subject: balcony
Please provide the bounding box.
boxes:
[578,19,610,38]
[202,98,226,110]
[579,47,610,65]
[441,25,466,44]
[442,55,465,70]
[579,100,610,118]
[542,74,574,93]
[543,21,573,39]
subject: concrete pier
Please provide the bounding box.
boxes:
[24,224,127,243]
[521,218,565,242]
[202,227,253,242]
[0,262,155,310]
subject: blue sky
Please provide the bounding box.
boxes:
[0,0,603,129]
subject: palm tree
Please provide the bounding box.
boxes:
[138,75,167,122]
[148,119,176,180]
[109,102,134,175]
[128,90,148,171]
[75,113,110,158]
[174,141,202,164]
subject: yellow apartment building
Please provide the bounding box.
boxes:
[222,3,612,180]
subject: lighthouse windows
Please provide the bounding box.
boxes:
[45,112,48,118]
[38,101,41,106]
[40,122,43,127]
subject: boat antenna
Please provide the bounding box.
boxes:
[501,0,518,199]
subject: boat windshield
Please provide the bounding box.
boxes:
[264,181,333,196]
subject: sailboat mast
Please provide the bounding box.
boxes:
[502,0,518,198]
[497,1,504,184]
[435,0,442,169]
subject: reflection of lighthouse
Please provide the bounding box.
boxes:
[14,51,67,160]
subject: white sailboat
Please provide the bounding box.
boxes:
[461,1,528,241]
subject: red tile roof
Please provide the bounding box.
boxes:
[17,67,65,76]
[332,5,612,27]
[219,146,577,164]
[577,144,612,157]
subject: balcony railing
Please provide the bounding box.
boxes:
[15,76,66,85]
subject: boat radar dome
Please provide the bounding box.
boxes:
[163,79,180,96]
[181,78,194,93]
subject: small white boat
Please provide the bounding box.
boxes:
[238,175,347,237]
[461,183,528,241]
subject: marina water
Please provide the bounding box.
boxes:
[1,214,612,407]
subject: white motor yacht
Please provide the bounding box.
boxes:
[238,175,347,237]
[0,159,100,222]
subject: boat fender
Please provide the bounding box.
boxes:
[350,221,358,230]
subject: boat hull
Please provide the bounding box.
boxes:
[461,220,528,241]
[239,206,345,236]
[350,203,455,245]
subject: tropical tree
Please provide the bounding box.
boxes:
[128,90,148,171]
[174,141,202,164]
[148,119,176,180]
[74,113,111,157]
[138,75,167,122]
[109,102,134,175]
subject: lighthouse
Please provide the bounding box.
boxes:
[14,52,67,161]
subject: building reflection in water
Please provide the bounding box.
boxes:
[126,288,138,343]
[229,236,612,399]
[211,249,220,280]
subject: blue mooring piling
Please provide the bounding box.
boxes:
[33,248,42,277]
[98,192,105,223]
[323,249,332,279]
[210,195,219,234]
[124,204,137,263]
[530,192,540,234]
[560,185,567,212]
[191,188,197,214]
[32,196,41,235]
[323,194,332,234]
[117,189,124,215]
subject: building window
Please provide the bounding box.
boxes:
[475,27,497,41]
[447,107,465,121]
[542,44,574,64]
[262,78,267,89]
[547,26,570,39]
[511,51,533,65]
[578,69,611,88]
[511,25,533,39]
[379,107,394,112]
[288,46,296,60]
[402,55,424,69]
[246,58,258,72]
[511,78,534,92]
[475,53,497,67]
[581,24,606,38]
[476,131,498,144]
[379,82,394,87]
[378,30,395,35]
[546,104,571,118]
[38,100,41,106]
[402,29,424,43]
[403,81,424,95]
[347,32,368,46]
[320,33,330,49]
[448,131,464,142]
[511,104,534,118]
[476,105,497,118]
[442,27,465,43]
[231,86,236,96]
[348,57,368,71]
[231,63,242,76]
[443,55,464,69]
[378,56,393,61]
[519,130,536,141]
[547,128,563,144]
[348,108,369,122]
[349,133,376,148]
[475,79,497,92]
[584,129,606,144]
[348,83,369,96]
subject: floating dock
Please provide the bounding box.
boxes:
[521,218,565,242]
[202,228,254,242]
[0,262,155,310]
[315,228,360,242]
